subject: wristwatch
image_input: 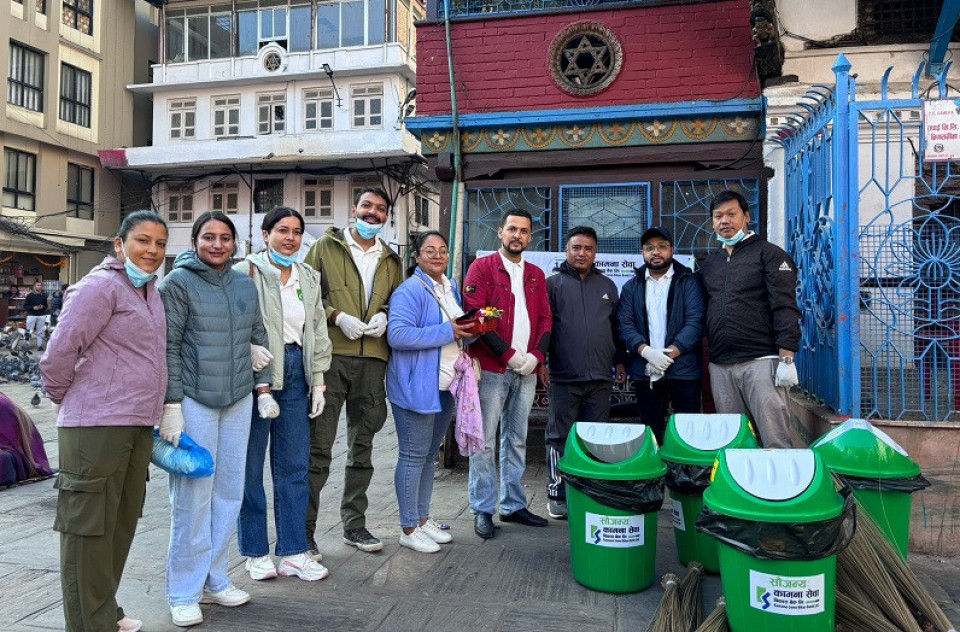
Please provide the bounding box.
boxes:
[779,356,794,364]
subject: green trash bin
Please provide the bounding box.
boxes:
[559,422,666,593]
[660,413,758,573]
[698,449,854,632]
[811,419,930,559]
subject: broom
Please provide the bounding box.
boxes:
[857,504,957,632]
[647,573,682,632]
[836,589,904,632]
[694,597,728,632]
[677,562,704,631]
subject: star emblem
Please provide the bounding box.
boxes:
[562,36,610,86]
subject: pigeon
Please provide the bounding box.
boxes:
[31,392,41,407]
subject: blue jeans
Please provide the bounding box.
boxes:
[166,394,252,606]
[238,345,310,557]
[391,392,455,529]
[468,369,537,516]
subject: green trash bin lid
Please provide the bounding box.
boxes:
[703,449,843,523]
[810,419,921,479]
[659,414,757,465]
[559,423,667,480]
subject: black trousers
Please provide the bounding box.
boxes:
[632,378,702,443]
[545,380,612,501]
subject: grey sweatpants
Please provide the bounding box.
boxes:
[708,357,798,448]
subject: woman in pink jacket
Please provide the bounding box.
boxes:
[40,210,169,632]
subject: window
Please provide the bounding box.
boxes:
[351,176,383,206]
[7,42,44,112]
[254,178,284,213]
[36,0,47,14]
[212,95,240,137]
[67,163,94,219]
[165,6,232,62]
[316,0,386,49]
[211,181,239,214]
[59,64,92,127]
[62,0,93,35]
[464,186,551,259]
[257,92,285,135]
[303,178,333,218]
[304,88,333,131]
[559,184,650,254]
[167,185,194,222]
[236,0,311,55]
[351,84,382,128]
[413,194,431,226]
[2,148,37,211]
[169,99,196,139]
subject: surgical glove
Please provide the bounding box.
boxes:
[640,346,674,372]
[517,353,539,376]
[336,313,366,340]
[506,352,527,372]
[775,361,799,388]
[644,362,664,384]
[258,393,280,419]
[159,403,186,448]
[365,312,388,338]
[251,344,273,372]
[309,385,327,419]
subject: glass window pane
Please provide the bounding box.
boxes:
[68,164,78,196]
[167,15,185,61]
[289,5,311,51]
[237,10,258,55]
[210,14,233,59]
[317,4,339,49]
[273,8,287,38]
[187,15,210,60]
[342,1,364,46]
[368,0,385,45]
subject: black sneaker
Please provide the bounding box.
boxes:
[343,527,383,552]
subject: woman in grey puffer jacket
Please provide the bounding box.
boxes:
[157,212,278,628]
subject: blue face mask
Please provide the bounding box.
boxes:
[716,230,746,247]
[268,248,298,268]
[123,258,156,288]
[355,218,383,240]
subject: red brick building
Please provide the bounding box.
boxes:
[406,0,769,267]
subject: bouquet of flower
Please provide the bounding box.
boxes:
[456,306,503,335]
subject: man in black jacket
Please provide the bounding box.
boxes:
[698,190,801,448]
[540,226,625,519]
[618,227,704,443]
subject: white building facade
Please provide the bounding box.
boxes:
[102,0,433,261]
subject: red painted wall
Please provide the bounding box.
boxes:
[415,0,759,116]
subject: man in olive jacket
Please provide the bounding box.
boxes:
[303,188,402,554]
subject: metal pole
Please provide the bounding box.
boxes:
[832,53,853,416]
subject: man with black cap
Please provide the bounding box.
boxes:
[618,226,705,441]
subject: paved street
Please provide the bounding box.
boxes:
[1,381,958,631]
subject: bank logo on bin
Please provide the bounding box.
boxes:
[584,512,644,548]
[749,570,825,616]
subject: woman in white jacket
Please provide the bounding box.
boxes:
[235,206,333,581]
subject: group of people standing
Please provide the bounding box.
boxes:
[37,186,801,632]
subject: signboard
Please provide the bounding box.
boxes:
[749,570,825,616]
[584,512,645,548]
[476,251,694,293]
[923,99,960,163]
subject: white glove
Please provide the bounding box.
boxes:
[251,344,273,372]
[775,360,799,388]
[506,352,527,372]
[335,313,366,340]
[517,354,539,376]
[159,403,186,448]
[257,393,280,419]
[365,312,388,338]
[309,385,326,419]
[644,363,664,383]
[640,346,674,372]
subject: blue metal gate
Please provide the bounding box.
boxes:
[774,54,959,421]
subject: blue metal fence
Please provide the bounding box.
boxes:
[774,54,960,421]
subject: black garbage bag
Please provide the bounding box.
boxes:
[695,488,856,561]
[561,473,665,513]
[664,460,713,496]
[837,472,930,493]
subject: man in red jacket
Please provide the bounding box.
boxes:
[463,209,552,539]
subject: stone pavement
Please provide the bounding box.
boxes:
[1,381,958,631]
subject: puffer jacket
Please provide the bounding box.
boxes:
[303,227,402,362]
[40,256,167,427]
[235,253,332,390]
[159,250,269,408]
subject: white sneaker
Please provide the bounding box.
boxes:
[199,585,250,607]
[279,553,330,581]
[244,555,278,580]
[170,604,203,627]
[420,519,452,544]
[399,527,441,553]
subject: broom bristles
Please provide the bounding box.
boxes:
[647,573,682,632]
[694,597,728,632]
[836,589,904,632]
[677,562,705,632]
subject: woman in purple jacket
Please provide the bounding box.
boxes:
[40,210,168,632]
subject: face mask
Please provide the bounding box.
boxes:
[268,248,298,268]
[123,257,156,288]
[355,218,383,240]
[716,230,746,247]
